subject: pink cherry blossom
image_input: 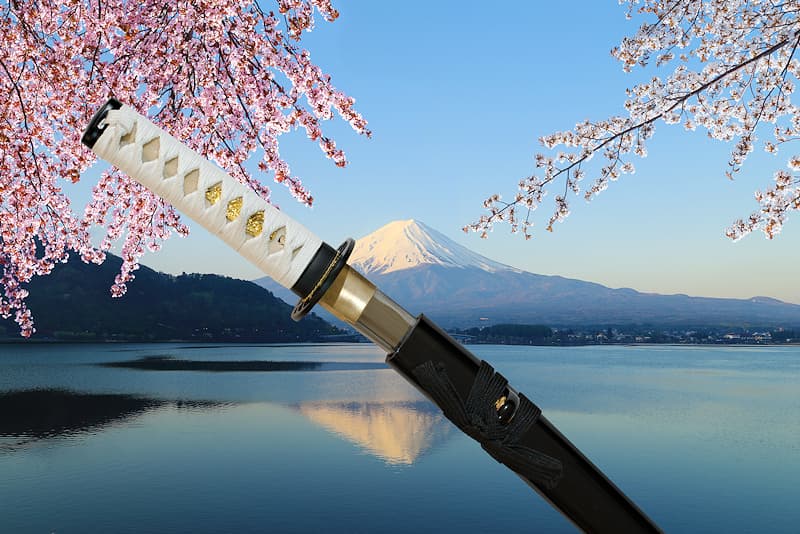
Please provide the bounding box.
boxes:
[468,0,800,243]
[1,0,369,336]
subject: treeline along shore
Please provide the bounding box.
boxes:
[452,324,799,346]
[0,252,339,343]
[2,252,798,346]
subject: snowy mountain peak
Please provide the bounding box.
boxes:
[350,219,519,275]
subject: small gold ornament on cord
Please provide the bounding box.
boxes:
[205,182,222,205]
[245,211,265,237]
[226,197,243,221]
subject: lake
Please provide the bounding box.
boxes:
[1,343,798,533]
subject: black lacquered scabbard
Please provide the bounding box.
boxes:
[387,316,662,534]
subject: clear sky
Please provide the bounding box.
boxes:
[77,1,800,304]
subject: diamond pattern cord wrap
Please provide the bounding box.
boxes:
[90,104,322,290]
[412,360,564,489]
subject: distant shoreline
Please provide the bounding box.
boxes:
[1,338,798,348]
[0,338,363,346]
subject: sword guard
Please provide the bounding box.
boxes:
[291,238,355,321]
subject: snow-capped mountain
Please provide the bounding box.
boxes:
[350,219,519,275]
[256,219,800,329]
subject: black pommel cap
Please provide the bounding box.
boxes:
[81,97,123,149]
[290,238,355,321]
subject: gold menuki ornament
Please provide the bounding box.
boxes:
[205,182,222,205]
[226,196,243,221]
[245,210,265,237]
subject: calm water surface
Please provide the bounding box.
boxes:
[0,343,798,533]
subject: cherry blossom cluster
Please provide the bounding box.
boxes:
[0,0,368,336]
[467,0,800,243]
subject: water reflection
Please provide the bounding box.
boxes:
[295,400,454,465]
[0,389,225,453]
[1,344,798,533]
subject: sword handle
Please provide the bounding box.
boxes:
[82,98,322,293]
[82,98,362,320]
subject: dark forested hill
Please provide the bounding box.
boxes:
[0,253,338,342]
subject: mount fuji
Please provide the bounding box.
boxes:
[350,219,518,275]
[256,219,800,329]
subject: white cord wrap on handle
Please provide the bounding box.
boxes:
[91,104,322,290]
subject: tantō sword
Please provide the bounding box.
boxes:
[82,98,662,534]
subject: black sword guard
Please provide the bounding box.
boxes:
[290,238,354,321]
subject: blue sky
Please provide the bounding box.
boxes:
[78,1,800,304]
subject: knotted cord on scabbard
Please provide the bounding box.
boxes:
[412,359,563,489]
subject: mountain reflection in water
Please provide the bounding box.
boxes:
[295,400,454,465]
[0,389,225,452]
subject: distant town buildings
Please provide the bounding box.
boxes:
[450,325,796,346]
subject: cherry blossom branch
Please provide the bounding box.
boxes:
[469,1,800,243]
[0,0,369,336]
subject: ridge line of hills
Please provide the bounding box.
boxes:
[0,252,340,342]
